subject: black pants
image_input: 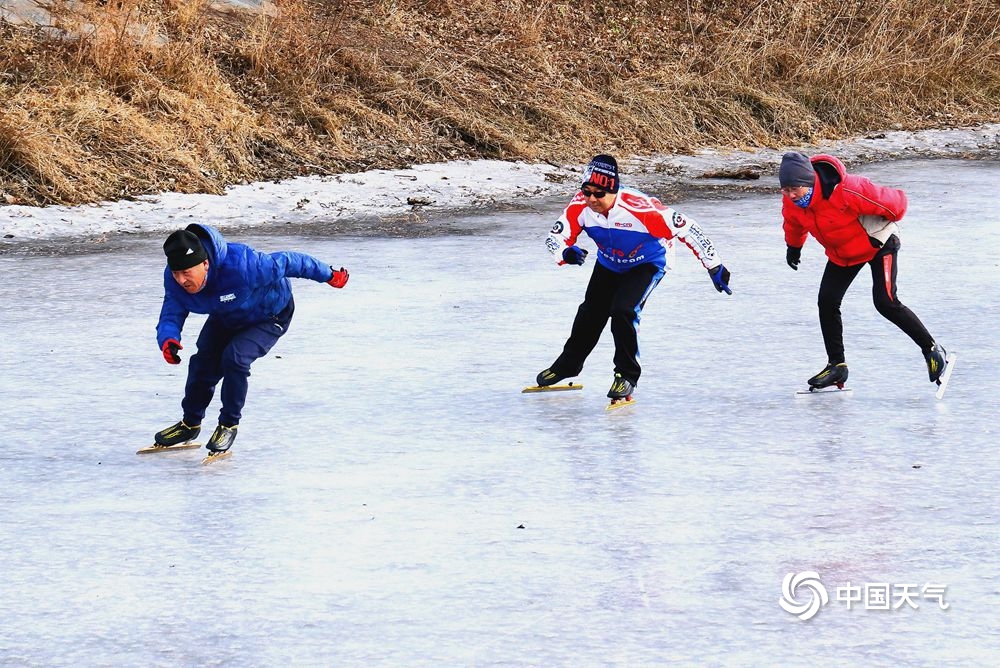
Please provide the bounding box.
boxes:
[817,235,934,364]
[551,262,665,384]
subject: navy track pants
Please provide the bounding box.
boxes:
[181,297,294,427]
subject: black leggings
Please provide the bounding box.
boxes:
[817,235,934,364]
[551,262,664,384]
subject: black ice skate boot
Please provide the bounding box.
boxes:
[154,420,201,446]
[206,424,238,453]
[808,362,849,389]
[536,367,569,387]
[922,342,947,383]
[607,373,635,400]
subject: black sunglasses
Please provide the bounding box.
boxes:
[581,188,608,199]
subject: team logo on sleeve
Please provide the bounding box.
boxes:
[620,192,651,209]
[671,212,688,228]
[688,225,716,256]
[550,221,564,234]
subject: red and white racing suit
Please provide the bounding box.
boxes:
[543,187,725,385]
[546,186,722,273]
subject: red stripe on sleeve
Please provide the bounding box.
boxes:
[882,254,894,302]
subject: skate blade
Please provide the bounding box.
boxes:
[606,396,636,411]
[795,386,853,396]
[137,442,202,454]
[934,352,957,400]
[201,450,233,465]
[522,383,583,393]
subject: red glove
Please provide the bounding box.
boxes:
[161,339,183,364]
[327,266,349,289]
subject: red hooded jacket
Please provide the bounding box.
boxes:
[782,154,908,267]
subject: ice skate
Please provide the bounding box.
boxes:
[535,368,569,387]
[606,373,636,409]
[154,420,201,446]
[807,362,849,390]
[206,424,237,453]
[522,368,583,393]
[202,425,238,464]
[139,420,202,455]
[922,342,947,383]
[925,343,957,400]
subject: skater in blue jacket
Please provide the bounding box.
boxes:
[154,224,349,456]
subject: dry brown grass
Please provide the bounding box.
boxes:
[1,0,998,205]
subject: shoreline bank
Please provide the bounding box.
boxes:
[2,123,998,254]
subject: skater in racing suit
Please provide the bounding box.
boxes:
[778,151,947,389]
[154,224,349,454]
[536,154,732,400]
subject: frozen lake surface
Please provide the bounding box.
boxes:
[1,158,997,666]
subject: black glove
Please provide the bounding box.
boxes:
[786,246,802,270]
[708,265,732,294]
[562,246,588,266]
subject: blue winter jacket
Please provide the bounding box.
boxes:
[156,224,333,348]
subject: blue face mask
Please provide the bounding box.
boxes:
[793,187,814,208]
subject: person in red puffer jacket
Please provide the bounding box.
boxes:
[779,152,948,390]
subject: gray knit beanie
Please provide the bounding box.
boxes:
[779,152,815,188]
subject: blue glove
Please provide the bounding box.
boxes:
[562,246,588,265]
[708,265,732,294]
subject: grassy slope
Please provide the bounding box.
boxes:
[1,0,998,206]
